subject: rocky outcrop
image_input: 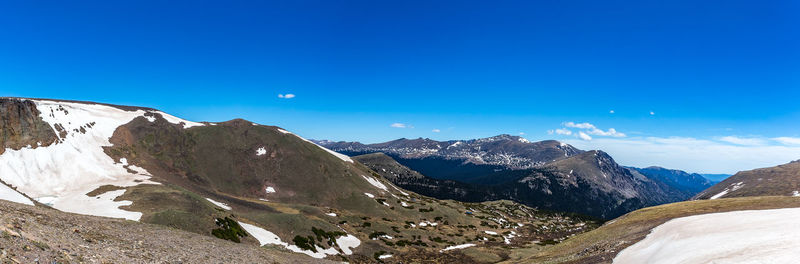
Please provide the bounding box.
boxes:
[0,98,58,155]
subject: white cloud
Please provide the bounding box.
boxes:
[610,110,615,114]
[555,128,572,135]
[578,131,592,141]
[432,129,441,133]
[519,132,525,135]
[650,111,655,115]
[390,123,407,128]
[561,122,625,137]
[278,93,295,99]
[564,136,800,174]
[774,137,800,146]
[719,136,767,146]
[564,122,595,129]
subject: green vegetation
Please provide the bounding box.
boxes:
[369,231,388,239]
[292,235,317,252]
[211,217,248,243]
[311,226,346,247]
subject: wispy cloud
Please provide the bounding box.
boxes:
[432,129,441,133]
[278,93,296,99]
[773,137,800,145]
[719,136,768,146]
[565,136,800,174]
[390,123,408,128]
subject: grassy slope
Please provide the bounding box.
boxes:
[512,196,800,264]
[694,160,800,199]
[97,115,602,263]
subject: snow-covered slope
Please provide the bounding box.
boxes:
[0,99,204,220]
[614,207,800,264]
[0,182,34,206]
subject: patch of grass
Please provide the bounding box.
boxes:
[211,217,248,243]
[85,185,126,197]
[536,239,558,246]
[293,235,317,252]
[311,227,346,247]
[369,231,388,239]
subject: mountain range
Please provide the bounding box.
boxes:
[318,137,715,219]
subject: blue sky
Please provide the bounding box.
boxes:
[2,0,799,173]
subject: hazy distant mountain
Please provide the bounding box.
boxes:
[699,173,731,183]
[693,160,800,200]
[631,166,716,197]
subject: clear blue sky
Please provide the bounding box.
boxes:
[2,1,799,173]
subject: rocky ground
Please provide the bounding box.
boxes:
[0,200,330,264]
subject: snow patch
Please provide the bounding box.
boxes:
[0,100,160,221]
[238,221,360,258]
[710,182,745,200]
[0,183,34,206]
[614,208,800,264]
[205,198,231,210]
[391,185,409,196]
[364,193,375,198]
[265,186,276,193]
[362,175,389,191]
[256,147,267,156]
[484,230,498,235]
[336,234,361,255]
[326,213,337,217]
[378,254,393,259]
[793,191,800,197]
[441,243,476,252]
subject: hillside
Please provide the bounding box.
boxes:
[0,199,329,263]
[693,160,800,200]
[0,97,599,263]
[513,196,800,264]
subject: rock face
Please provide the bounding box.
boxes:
[693,160,800,200]
[0,98,58,154]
